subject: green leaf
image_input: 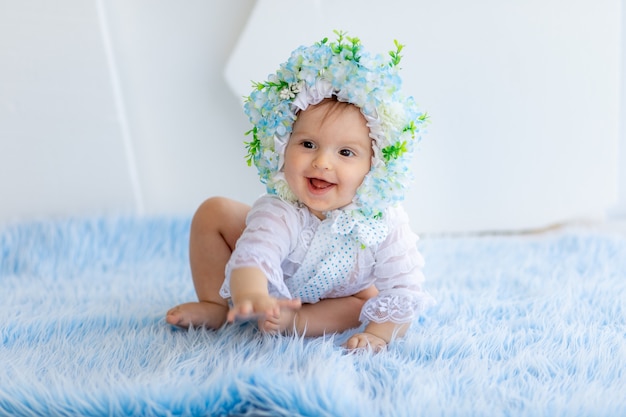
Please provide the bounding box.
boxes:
[244,127,260,167]
[382,141,408,162]
[388,39,405,67]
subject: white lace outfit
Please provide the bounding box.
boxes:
[220,195,435,324]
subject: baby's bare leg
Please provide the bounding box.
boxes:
[166,197,249,329]
[261,286,378,336]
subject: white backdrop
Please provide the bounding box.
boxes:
[226,0,623,233]
[0,0,624,234]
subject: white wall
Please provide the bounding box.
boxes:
[226,0,623,233]
[0,1,138,220]
[101,0,260,214]
[0,0,624,234]
[0,0,259,223]
[617,0,626,218]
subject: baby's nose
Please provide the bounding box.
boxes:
[312,152,332,170]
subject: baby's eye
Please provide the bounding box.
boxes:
[302,141,315,149]
[339,149,355,157]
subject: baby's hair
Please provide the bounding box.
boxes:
[294,97,368,132]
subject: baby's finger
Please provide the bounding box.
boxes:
[227,300,253,322]
[261,304,280,320]
[226,307,240,323]
[229,310,267,323]
[277,298,302,310]
[259,314,280,334]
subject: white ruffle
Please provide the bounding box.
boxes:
[328,209,388,247]
[291,78,334,112]
[360,289,436,324]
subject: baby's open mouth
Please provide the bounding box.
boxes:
[309,178,334,189]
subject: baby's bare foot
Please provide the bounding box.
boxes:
[343,332,388,353]
[165,301,227,329]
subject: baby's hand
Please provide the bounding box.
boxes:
[258,299,302,334]
[227,295,301,324]
[227,294,278,322]
[343,332,388,353]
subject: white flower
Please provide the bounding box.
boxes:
[291,80,305,94]
[378,101,406,134]
[279,88,295,100]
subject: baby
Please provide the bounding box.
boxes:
[167,31,435,351]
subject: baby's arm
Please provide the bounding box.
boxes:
[344,321,410,352]
[227,267,300,322]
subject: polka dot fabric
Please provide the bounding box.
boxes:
[286,210,387,303]
[287,218,357,303]
[330,210,388,247]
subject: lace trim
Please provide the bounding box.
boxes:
[359,289,436,324]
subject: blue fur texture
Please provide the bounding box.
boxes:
[1,218,625,416]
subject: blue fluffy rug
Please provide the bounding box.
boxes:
[1,217,625,416]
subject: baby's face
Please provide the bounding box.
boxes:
[284,101,372,219]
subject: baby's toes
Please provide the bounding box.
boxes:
[165,307,184,326]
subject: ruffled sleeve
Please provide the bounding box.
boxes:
[359,206,436,324]
[220,195,300,300]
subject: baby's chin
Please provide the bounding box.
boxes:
[304,200,358,219]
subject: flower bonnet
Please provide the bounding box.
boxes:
[244,31,427,244]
